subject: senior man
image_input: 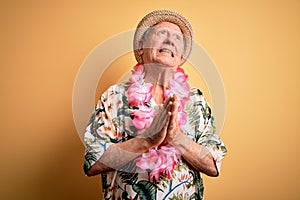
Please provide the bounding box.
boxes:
[83,10,227,199]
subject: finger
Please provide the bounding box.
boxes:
[168,109,177,128]
[172,107,178,124]
[153,103,171,131]
[169,107,177,124]
[172,95,178,112]
[168,114,176,132]
[160,103,173,119]
[163,96,173,109]
[151,96,174,132]
[162,111,171,133]
[171,95,178,124]
[165,101,173,113]
[168,103,178,132]
[157,102,172,118]
[151,110,171,138]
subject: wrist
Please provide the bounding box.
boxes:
[171,131,193,154]
[140,137,155,151]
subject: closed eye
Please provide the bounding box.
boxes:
[174,33,183,41]
[157,29,167,36]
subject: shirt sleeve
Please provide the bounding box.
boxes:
[186,88,227,173]
[83,85,122,175]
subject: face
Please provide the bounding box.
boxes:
[139,22,185,68]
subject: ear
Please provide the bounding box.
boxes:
[180,55,185,63]
[137,41,144,55]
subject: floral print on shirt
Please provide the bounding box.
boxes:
[84,82,227,200]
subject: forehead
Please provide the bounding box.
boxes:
[152,21,182,33]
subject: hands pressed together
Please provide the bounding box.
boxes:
[142,95,183,148]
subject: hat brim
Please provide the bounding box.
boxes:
[133,10,193,66]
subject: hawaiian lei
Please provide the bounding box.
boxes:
[127,63,191,181]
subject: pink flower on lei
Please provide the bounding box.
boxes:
[178,110,187,126]
[135,144,180,181]
[129,63,144,83]
[165,67,190,126]
[127,83,153,106]
[131,105,156,130]
[170,67,190,103]
[128,64,153,106]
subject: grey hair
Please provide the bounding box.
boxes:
[140,27,153,42]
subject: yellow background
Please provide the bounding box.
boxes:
[1,0,300,199]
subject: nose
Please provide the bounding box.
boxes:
[163,36,175,47]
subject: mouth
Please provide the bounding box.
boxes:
[159,48,174,57]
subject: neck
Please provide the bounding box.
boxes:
[151,84,165,104]
[143,63,176,104]
[144,63,176,87]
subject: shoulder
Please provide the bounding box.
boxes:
[190,87,204,96]
[104,82,130,94]
[189,87,207,104]
[100,82,130,99]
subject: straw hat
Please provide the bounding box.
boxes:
[133,10,194,65]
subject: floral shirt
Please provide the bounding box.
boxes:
[84,82,227,200]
